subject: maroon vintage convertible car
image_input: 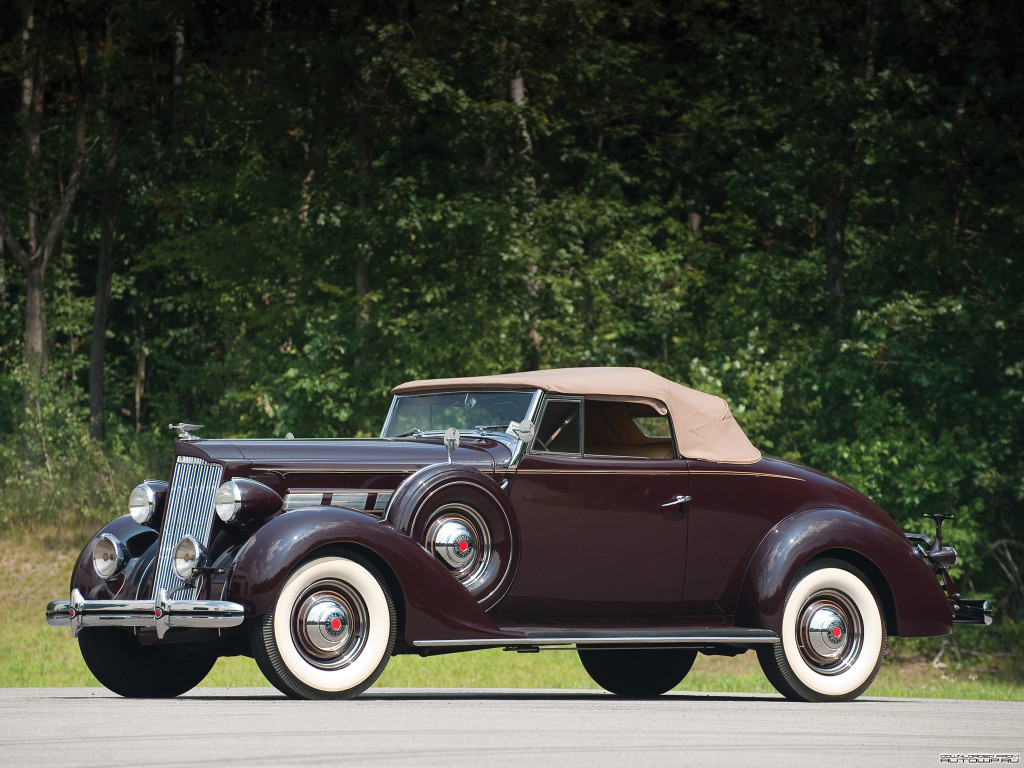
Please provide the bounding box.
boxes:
[47,367,989,701]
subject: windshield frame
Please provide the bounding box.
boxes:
[380,389,543,449]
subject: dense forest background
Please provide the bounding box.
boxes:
[0,1,1020,616]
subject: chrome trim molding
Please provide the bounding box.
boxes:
[660,495,692,508]
[283,490,393,513]
[412,628,780,648]
[46,588,245,639]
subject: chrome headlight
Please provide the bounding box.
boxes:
[215,480,243,522]
[93,533,127,580]
[214,478,282,524]
[172,536,208,582]
[128,481,168,525]
[128,484,156,523]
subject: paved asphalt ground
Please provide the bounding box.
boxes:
[2,688,1020,768]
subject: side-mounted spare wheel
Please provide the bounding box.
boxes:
[757,558,887,702]
[250,551,397,700]
[388,464,518,609]
[79,627,216,698]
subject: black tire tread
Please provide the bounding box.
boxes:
[78,627,215,698]
[578,647,697,697]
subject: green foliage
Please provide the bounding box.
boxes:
[0,0,1020,618]
[0,364,153,544]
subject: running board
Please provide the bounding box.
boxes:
[412,627,779,649]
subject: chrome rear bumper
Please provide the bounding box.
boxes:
[953,599,993,626]
[46,588,245,639]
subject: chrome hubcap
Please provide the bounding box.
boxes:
[431,519,478,572]
[425,504,491,589]
[797,592,862,675]
[293,581,368,669]
[302,596,352,654]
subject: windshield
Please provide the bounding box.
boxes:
[382,391,537,437]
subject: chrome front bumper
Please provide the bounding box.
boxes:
[46,588,245,639]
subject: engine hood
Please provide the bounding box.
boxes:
[174,436,507,476]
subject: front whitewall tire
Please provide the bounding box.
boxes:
[251,553,396,699]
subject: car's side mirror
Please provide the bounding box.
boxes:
[507,419,536,443]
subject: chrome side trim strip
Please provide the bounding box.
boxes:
[412,628,779,648]
[283,490,394,513]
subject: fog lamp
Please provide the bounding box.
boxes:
[172,536,208,582]
[93,533,127,580]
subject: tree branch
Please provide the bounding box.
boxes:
[0,202,31,269]
[40,138,95,262]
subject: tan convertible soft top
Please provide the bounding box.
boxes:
[392,367,761,464]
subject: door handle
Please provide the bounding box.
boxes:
[660,495,692,508]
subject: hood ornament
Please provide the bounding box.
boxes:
[169,423,205,442]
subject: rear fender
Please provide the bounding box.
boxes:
[734,507,952,637]
[227,506,505,644]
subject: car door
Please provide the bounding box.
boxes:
[496,397,690,620]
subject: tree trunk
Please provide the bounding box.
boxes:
[355,101,373,337]
[825,177,848,340]
[506,40,541,370]
[171,20,185,177]
[134,320,146,434]
[24,258,47,368]
[0,2,94,381]
[89,114,121,440]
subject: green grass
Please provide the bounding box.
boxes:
[5,536,1022,699]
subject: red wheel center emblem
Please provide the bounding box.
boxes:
[330,617,342,631]
[832,626,842,638]
[458,540,469,553]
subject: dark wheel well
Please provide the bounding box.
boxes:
[810,549,898,636]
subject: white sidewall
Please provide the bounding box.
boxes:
[272,557,391,693]
[781,567,883,697]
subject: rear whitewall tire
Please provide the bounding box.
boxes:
[759,560,887,702]
[251,553,396,700]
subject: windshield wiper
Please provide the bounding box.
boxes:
[395,427,423,438]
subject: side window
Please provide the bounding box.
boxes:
[534,399,582,455]
[584,401,677,459]
[633,415,672,438]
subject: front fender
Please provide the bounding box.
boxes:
[69,516,160,601]
[734,507,952,637]
[227,506,506,645]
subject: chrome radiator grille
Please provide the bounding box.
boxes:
[152,456,223,601]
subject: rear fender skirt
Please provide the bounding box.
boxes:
[734,507,952,638]
[227,506,507,644]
